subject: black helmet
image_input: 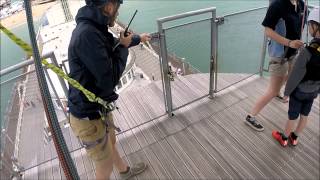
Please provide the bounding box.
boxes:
[85,0,123,6]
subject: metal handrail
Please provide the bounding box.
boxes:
[157,7,217,116]
[0,52,53,77]
[158,7,216,23]
[223,6,268,18]
[164,17,212,31]
[158,6,271,106]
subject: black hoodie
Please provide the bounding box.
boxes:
[68,5,140,119]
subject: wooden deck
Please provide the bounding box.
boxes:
[21,73,319,180]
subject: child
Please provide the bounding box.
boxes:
[272,7,320,147]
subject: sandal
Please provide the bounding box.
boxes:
[275,95,288,103]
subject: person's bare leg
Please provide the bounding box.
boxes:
[251,75,285,116]
[294,115,308,135]
[276,62,292,101]
[113,146,128,172]
[284,119,296,137]
[95,156,114,180]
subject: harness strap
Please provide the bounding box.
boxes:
[79,111,120,150]
[100,107,121,132]
[81,134,108,150]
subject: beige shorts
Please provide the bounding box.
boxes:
[69,113,116,164]
[268,56,295,76]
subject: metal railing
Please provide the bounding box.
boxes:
[215,7,268,92]
[155,6,305,115]
[0,52,69,179]
[155,5,318,117]
[2,4,317,178]
[157,7,217,116]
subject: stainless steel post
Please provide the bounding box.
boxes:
[259,35,267,77]
[157,22,173,117]
[209,9,217,98]
[44,69,68,118]
[213,17,219,93]
[50,54,69,98]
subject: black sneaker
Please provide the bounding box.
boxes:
[275,95,288,103]
[245,115,264,131]
[289,132,298,146]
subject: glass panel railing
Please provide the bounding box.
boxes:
[217,7,267,91]
[0,62,76,178]
[1,71,24,178]
[163,16,212,110]
[0,53,86,177]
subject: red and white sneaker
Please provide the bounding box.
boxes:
[289,132,298,146]
[272,131,288,147]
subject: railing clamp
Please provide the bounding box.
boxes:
[210,55,215,71]
[150,32,161,39]
[168,65,175,81]
[215,16,225,25]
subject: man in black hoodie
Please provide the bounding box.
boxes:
[68,0,150,179]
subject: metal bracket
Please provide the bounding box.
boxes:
[215,16,225,25]
[150,32,161,40]
[168,66,175,81]
[210,55,215,71]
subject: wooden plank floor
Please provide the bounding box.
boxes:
[22,73,319,179]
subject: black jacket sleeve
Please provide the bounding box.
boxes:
[130,34,141,47]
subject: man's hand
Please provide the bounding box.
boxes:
[120,31,133,47]
[139,33,151,43]
[283,96,289,102]
[288,40,304,49]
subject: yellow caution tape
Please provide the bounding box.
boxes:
[0,23,114,111]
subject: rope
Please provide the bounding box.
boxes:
[23,0,78,179]
[60,0,73,22]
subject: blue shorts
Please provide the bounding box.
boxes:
[288,89,318,120]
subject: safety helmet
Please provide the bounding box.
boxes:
[308,7,320,24]
[85,0,123,6]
